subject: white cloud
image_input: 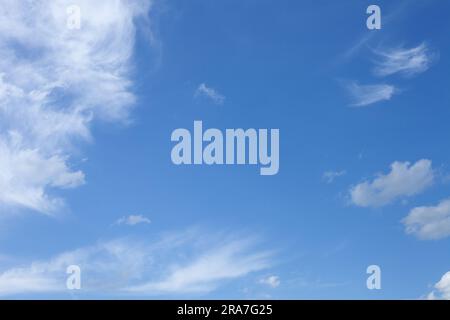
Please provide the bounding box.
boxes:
[195,83,225,105]
[0,132,85,213]
[0,268,62,296]
[350,159,434,207]
[259,275,280,288]
[0,0,151,213]
[0,239,149,296]
[323,170,346,184]
[116,215,151,226]
[403,198,450,240]
[427,271,450,300]
[127,238,271,294]
[0,229,271,297]
[373,43,437,77]
[346,81,396,107]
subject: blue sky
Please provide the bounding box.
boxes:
[0,0,450,299]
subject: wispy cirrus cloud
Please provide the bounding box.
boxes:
[342,1,410,60]
[259,275,280,288]
[127,238,271,294]
[195,83,225,105]
[0,0,151,214]
[322,170,346,184]
[403,198,450,240]
[372,43,438,77]
[349,159,434,207]
[345,81,396,107]
[115,215,151,226]
[0,229,272,297]
[0,238,149,296]
[0,134,85,213]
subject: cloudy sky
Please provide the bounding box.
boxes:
[0,0,449,299]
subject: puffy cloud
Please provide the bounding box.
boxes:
[403,199,450,240]
[195,83,225,105]
[0,0,151,213]
[427,271,450,300]
[346,81,396,107]
[373,43,437,77]
[350,159,434,207]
